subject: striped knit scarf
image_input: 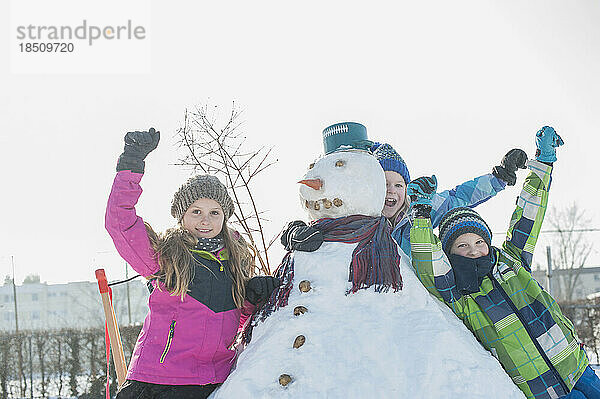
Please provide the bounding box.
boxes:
[243,215,401,343]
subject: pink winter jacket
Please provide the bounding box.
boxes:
[105,170,255,385]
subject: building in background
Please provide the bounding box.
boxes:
[532,266,600,301]
[3,269,597,331]
[0,279,149,331]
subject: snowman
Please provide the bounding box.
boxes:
[211,123,524,399]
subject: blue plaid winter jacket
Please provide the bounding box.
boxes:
[393,173,506,257]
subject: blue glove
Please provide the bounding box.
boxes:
[407,175,437,205]
[407,175,437,218]
[535,126,564,163]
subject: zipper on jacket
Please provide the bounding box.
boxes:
[489,274,569,395]
[159,320,176,364]
[191,249,226,272]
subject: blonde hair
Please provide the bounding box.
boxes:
[145,221,254,308]
[390,191,410,227]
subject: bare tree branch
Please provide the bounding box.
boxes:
[174,102,277,275]
[547,203,594,301]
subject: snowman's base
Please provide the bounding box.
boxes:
[211,242,525,399]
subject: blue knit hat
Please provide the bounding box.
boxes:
[438,207,492,254]
[371,143,411,184]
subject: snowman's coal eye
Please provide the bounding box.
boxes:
[335,160,345,167]
[308,163,315,169]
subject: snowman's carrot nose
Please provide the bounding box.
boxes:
[298,178,323,190]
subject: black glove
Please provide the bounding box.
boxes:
[491,148,527,186]
[280,220,324,252]
[245,276,282,305]
[116,128,161,173]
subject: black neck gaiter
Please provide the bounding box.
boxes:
[447,253,493,294]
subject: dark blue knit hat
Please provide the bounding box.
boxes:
[371,143,411,184]
[438,207,492,254]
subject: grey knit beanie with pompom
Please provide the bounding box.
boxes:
[171,175,235,221]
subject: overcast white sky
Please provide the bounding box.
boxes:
[1,0,600,285]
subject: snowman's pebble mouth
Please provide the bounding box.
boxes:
[303,198,343,210]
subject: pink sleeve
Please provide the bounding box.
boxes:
[105,170,160,277]
[237,300,257,334]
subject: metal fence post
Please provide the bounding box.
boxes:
[546,246,553,296]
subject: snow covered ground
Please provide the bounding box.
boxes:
[211,243,527,398]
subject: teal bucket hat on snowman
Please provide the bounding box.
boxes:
[322,122,371,154]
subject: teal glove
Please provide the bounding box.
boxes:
[407,175,437,218]
[535,126,564,163]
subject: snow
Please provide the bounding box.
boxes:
[212,244,525,398]
[211,148,525,398]
[299,150,386,220]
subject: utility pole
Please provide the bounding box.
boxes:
[12,256,19,332]
[12,256,24,397]
[546,246,553,296]
[29,335,33,399]
[126,263,132,325]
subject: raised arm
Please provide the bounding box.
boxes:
[105,128,161,277]
[502,127,562,271]
[430,148,527,227]
[106,171,160,276]
[408,177,467,318]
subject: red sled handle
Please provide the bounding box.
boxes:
[95,269,109,294]
[95,268,128,389]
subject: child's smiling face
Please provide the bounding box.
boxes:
[450,233,489,259]
[383,171,406,218]
[182,198,225,239]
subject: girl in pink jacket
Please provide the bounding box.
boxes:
[106,128,280,399]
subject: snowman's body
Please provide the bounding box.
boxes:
[211,150,524,398]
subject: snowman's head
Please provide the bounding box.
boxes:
[298,149,386,220]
